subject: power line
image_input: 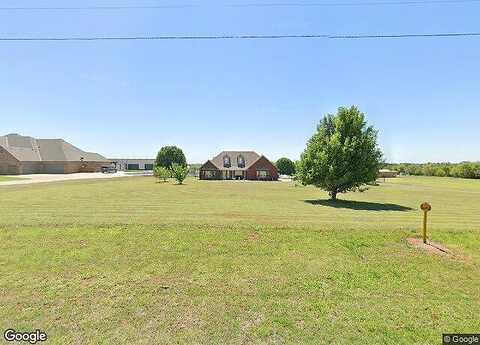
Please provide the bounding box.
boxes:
[0,32,479,41]
[0,5,193,11]
[331,32,480,38]
[1,0,480,11]
[236,0,480,5]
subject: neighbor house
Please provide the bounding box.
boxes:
[110,159,155,171]
[378,169,399,178]
[199,151,278,181]
[0,133,111,175]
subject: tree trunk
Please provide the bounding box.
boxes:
[330,190,338,201]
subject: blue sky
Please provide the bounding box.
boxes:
[1,0,479,163]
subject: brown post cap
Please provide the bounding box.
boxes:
[420,202,432,212]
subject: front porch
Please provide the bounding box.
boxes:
[200,169,246,180]
[221,170,246,180]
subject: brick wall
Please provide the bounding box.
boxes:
[246,156,279,181]
[0,146,20,175]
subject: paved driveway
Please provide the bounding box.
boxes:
[0,172,137,186]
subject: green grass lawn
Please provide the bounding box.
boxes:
[0,176,479,344]
[0,176,25,182]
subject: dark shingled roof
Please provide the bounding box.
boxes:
[0,133,109,162]
[208,151,261,171]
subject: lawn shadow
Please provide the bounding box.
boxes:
[304,199,413,212]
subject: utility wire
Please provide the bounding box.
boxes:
[1,0,480,11]
[0,32,479,41]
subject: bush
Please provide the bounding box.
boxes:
[276,157,296,176]
[154,166,170,182]
[171,163,189,185]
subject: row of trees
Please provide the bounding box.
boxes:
[154,146,189,184]
[385,162,480,179]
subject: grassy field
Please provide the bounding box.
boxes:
[0,176,479,344]
[0,176,25,182]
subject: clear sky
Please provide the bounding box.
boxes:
[1,0,479,163]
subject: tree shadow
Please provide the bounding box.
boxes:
[304,199,413,212]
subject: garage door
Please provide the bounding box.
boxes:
[7,165,19,174]
[43,164,66,174]
[21,163,41,174]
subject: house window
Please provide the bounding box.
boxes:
[257,170,270,178]
[237,155,245,168]
[205,170,216,178]
[223,156,231,168]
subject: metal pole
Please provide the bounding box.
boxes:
[423,211,428,244]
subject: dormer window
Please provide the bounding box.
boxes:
[237,155,245,168]
[223,156,231,168]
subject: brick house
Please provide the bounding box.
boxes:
[199,151,278,181]
[0,133,111,175]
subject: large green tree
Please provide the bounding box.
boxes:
[276,157,296,176]
[297,106,383,200]
[155,146,187,170]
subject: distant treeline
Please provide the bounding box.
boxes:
[384,162,480,179]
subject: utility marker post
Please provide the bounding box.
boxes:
[420,202,432,244]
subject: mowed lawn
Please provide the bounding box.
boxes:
[0,176,479,344]
[0,176,25,182]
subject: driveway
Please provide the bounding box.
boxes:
[0,172,140,186]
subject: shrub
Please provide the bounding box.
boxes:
[154,166,170,183]
[171,163,189,185]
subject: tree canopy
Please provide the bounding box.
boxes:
[297,106,383,200]
[276,157,296,176]
[155,146,187,170]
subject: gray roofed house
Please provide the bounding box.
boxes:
[210,151,261,171]
[0,133,111,175]
[200,150,279,181]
